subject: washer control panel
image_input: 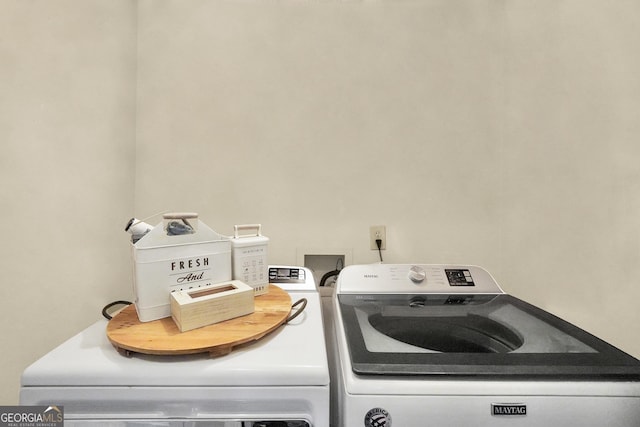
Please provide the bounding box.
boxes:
[336,264,504,294]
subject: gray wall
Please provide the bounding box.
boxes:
[1,0,639,405]
[0,0,137,404]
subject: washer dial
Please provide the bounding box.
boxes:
[408,266,426,283]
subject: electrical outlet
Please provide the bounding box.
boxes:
[370,225,386,250]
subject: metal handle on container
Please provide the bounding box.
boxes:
[234,224,262,238]
[163,212,198,221]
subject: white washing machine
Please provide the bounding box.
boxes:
[20,266,329,427]
[324,264,640,427]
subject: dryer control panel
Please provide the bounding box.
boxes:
[268,265,317,292]
[336,264,504,294]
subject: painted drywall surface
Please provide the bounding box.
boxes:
[135,0,640,360]
[0,0,137,404]
[135,0,504,265]
[501,1,640,357]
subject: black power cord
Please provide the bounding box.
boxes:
[319,270,340,287]
[376,238,383,262]
[319,257,344,287]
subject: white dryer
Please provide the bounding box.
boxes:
[325,264,640,427]
[21,266,329,427]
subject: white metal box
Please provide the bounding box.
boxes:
[131,214,231,322]
[230,224,269,295]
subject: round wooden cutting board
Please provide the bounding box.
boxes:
[107,284,292,357]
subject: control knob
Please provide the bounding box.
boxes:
[408,266,426,283]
